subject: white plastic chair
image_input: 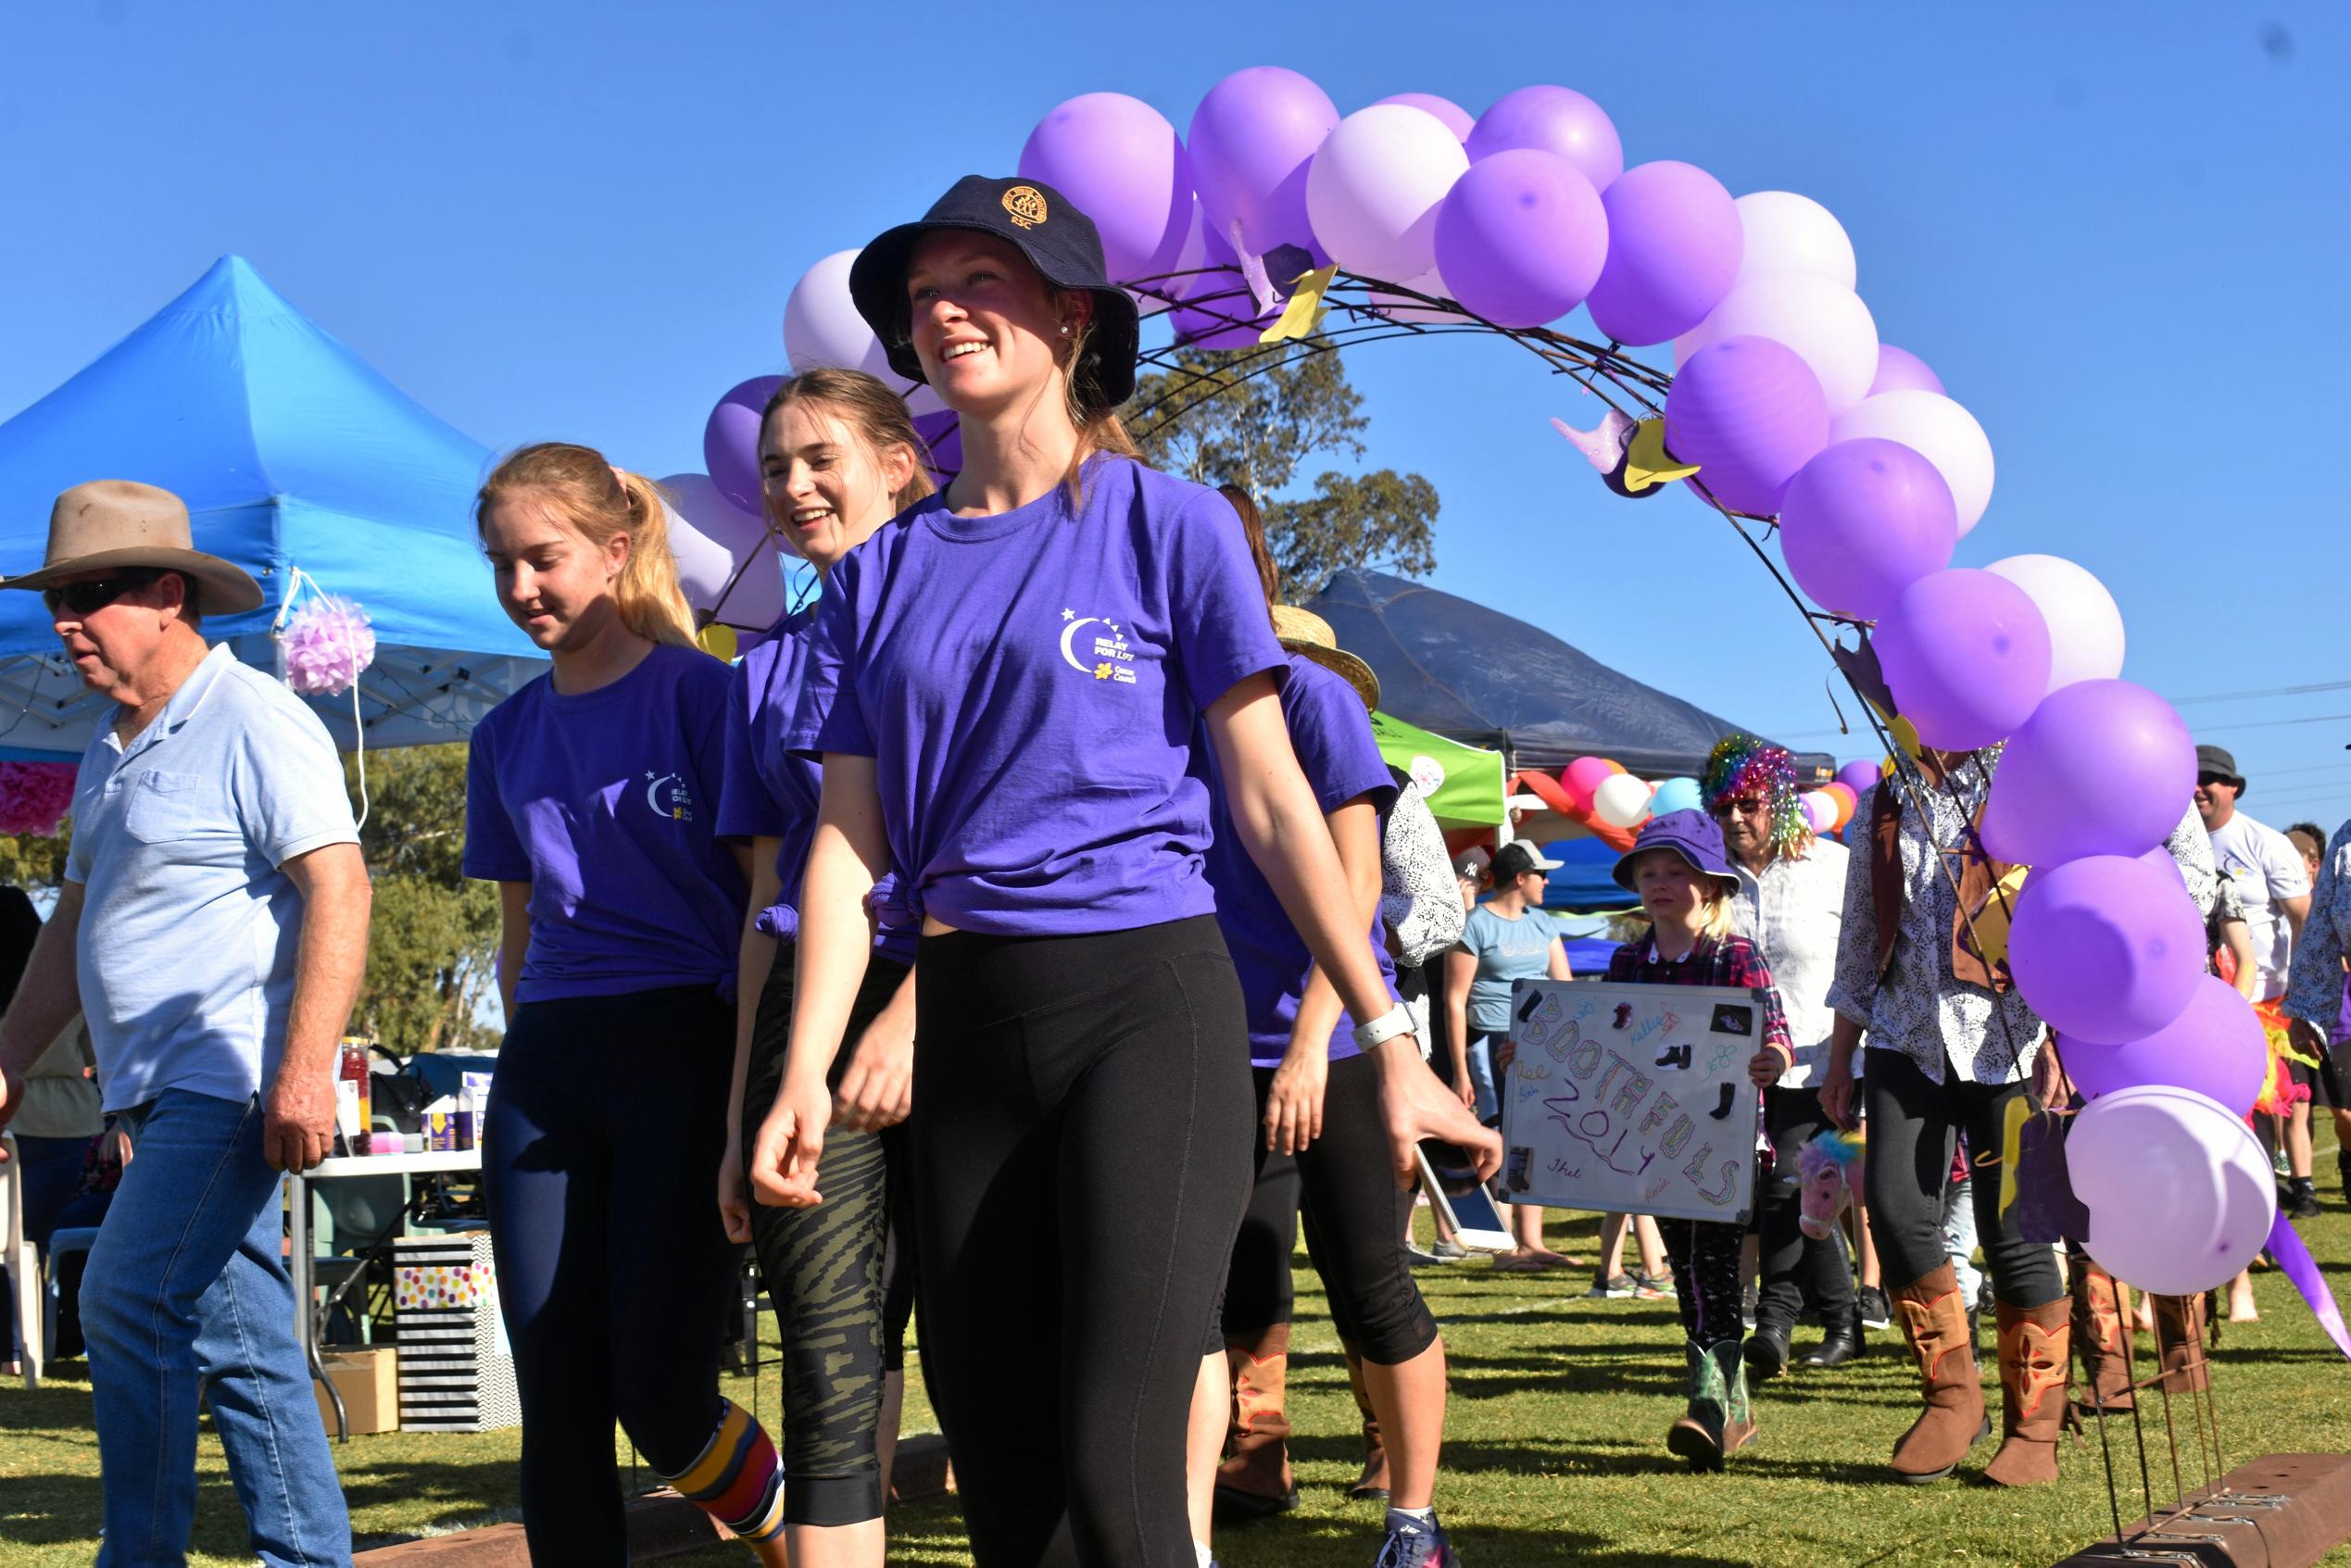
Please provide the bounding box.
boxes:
[2,1133,44,1389]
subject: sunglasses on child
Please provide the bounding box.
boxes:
[42,571,163,618]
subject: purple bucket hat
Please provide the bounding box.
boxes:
[1612,808,1740,892]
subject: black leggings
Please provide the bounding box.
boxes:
[912,916,1256,1568]
[1220,1056,1435,1365]
[1754,1085,1856,1332]
[1660,1219,1747,1345]
[741,944,918,1527]
[1862,1048,2061,1307]
[483,985,740,1563]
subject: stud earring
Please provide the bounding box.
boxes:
[1059,324,1072,336]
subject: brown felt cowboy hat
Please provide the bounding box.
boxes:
[2,480,264,613]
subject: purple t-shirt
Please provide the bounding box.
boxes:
[716,606,918,964]
[786,458,1287,935]
[463,643,746,1004]
[1205,653,1402,1068]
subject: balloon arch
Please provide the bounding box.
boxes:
[667,68,2290,1321]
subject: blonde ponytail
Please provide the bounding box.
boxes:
[609,470,698,648]
[477,442,697,649]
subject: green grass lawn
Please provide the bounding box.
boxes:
[7,1202,2351,1567]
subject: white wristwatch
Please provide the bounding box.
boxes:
[1352,1003,1416,1050]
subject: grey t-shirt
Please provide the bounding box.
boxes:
[1459,904,1560,1035]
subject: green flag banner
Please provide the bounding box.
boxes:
[1371,711,1507,827]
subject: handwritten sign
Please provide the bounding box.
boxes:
[1497,979,1763,1227]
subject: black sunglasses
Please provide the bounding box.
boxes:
[2195,772,2235,789]
[43,571,161,618]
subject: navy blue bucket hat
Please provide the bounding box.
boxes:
[1612,809,1741,893]
[849,174,1141,411]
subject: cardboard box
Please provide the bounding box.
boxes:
[313,1346,399,1435]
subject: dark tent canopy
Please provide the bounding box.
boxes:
[1306,568,1833,781]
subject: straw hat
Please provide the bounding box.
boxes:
[1270,605,1379,711]
[3,480,264,612]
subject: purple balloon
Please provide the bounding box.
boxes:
[1019,93,1195,284]
[1187,67,1338,262]
[1465,84,1624,190]
[1980,680,2195,867]
[703,374,785,514]
[1377,92,1475,141]
[1874,569,2053,751]
[1168,224,1265,347]
[1432,150,1607,328]
[1662,336,1829,515]
[913,409,962,483]
[2065,975,2269,1116]
[1836,759,1880,798]
[2009,853,2206,1045]
[1869,344,1946,397]
[1779,437,1959,618]
[1585,161,1742,345]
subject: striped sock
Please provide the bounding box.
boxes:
[660,1399,786,1543]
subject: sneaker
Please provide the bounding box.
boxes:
[1632,1270,1677,1300]
[1588,1273,1637,1299]
[1374,1509,1461,1568]
[1433,1239,1468,1261]
[1857,1286,1892,1331]
[1406,1244,1450,1268]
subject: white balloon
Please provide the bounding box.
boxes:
[1829,390,1995,536]
[1730,191,1857,291]
[1593,771,1653,829]
[1369,266,1471,325]
[1802,791,1838,833]
[2069,1084,2276,1297]
[1675,272,1880,416]
[1986,554,2125,694]
[659,472,786,631]
[784,250,893,379]
[1305,104,1468,282]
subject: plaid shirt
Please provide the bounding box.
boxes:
[1605,931,1793,1061]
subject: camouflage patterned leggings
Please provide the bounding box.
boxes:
[741,948,918,1528]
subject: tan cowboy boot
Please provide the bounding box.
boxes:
[1982,1298,2070,1486]
[2070,1261,2135,1414]
[1344,1345,1390,1502]
[1889,1263,1989,1482]
[1213,1323,1298,1519]
[2152,1292,2210,1393]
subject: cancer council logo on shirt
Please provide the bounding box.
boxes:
[1058,608,1138,686]
[642,771,696,822]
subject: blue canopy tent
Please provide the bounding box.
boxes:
[1306,567,1834,782]
[0,257,543,759]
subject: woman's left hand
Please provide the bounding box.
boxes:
[1264,1044,1328,1157]
[1748,1044,1792,1090]
[834,1008,914,1133]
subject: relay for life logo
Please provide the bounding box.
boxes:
[1059,608,1138,685]
[643,771,695,822]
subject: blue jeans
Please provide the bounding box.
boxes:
[1466,1029,1502,1126]
[82,1089,352,1567]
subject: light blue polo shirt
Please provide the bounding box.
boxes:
[66,644,359,1113]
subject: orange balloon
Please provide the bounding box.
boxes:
[1514,769,1578,816]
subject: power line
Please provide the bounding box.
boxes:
[2167,680,2351,707]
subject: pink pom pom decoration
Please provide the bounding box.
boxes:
[0,760,78,837]
[281,595,377,696]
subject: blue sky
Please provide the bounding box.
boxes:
[4,4,2345,822]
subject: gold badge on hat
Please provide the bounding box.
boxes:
[1001,184,1049,230]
